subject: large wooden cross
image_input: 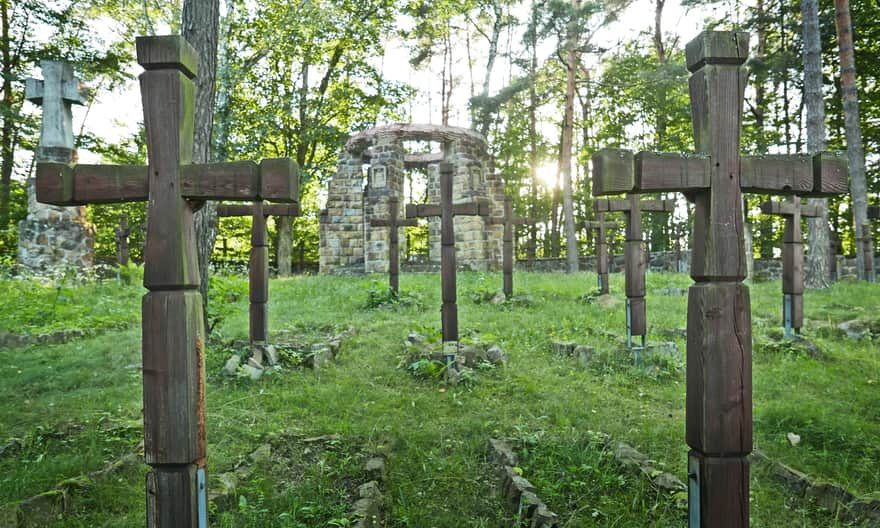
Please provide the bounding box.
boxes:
[406,162,489,360]
[370,196,417,295]
[584,213,619,294]
[759,199,825,338]
[488,195,534,298]
[35,36,298,528]
[115,213,131,266]
[594,195,675,354]
[591,31,847,528]
[216,202,300,343]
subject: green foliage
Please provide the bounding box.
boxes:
[361,280,421,309]
[207,273,248,335]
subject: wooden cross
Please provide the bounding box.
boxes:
[488,195,534,298]
[25,60,88,163]
[759,199,823,338]
[369,196,417,295]
[35,36,298,528]
[829,230,843,281]
[115,213,132,266]
[406,162,489,360]
[591,31,847,528]
[216,202,300,343]
[594,195,675,355]
[864,205,879,281]
[584,213,620,294]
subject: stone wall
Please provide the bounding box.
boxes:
[17,180,95,273]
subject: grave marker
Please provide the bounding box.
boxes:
[488,195,534,298]
[594,196,675,355]
[591,31,847,527]
[369,196,418,295]
[35,36,298,527]
[115,213,131,266]
[584,213,619,294]
[406,162,489,361]
[759,198,828,338]
[864,205,879,281]
[216,202,301,343]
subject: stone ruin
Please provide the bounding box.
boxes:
[17,60,95,274]
[319,124,505,274]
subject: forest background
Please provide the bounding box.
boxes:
[1,0,878,277]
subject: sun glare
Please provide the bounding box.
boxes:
[536,163,558,188]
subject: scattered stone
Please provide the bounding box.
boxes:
[263,344,279,366]
[307,343,333,369]
[645,341,679,355]
[0,438,22,460]
[786,432,801,447]
[17,489,66,527]
[486,344,508,365]
[574,345,594,368]
[365,457,386,482]
[652,472,687,492]
[241,364,263,381]
[490,291,507,305]
[614,443,650,468]
[655,287,686,296]
[407,332,425,344]
[221,355,241,376]
[249,444,271,465]
[250,346,265,366]
[837,319,873,341]
[489,439,560,527]
[595,294,623,309]
[489,439,518,467]
[207,472,238,509]
[551,340,576,357]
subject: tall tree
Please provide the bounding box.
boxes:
[182,0,220,316]
[560,0,580,272]
[802,0,831,288]
[833,0,871,280]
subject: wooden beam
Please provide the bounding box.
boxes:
[591,149,634,196]
[636,152,711,192]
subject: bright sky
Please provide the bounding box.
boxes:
[56,0,737,166]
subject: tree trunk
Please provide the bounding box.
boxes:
[802,0,831,288]
[528,1,538,262]
[182,0,220,322]
[476,4,503,137]
[277,216,292,276]
[560,0,579,272]
[0,0,14,229]
[833,0,871,280]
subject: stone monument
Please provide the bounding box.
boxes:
[18,60,95,273]
[319,124,504,274]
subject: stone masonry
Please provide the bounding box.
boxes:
[17,61,95,273]
[320,124,504,274]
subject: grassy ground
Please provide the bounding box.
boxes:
[0,270,878,527]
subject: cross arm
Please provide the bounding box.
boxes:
[406,203,440,218]
[583,220,620,229]
[405,201,490,219]
[760,200,822,218]
[217,203,301,217]
[36,158,299,205]
[740,152,847,196]
[591,149,710,196]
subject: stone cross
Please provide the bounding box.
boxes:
[25,61,88,163]
[594,195,675,355]
[35,36,299,528]
[369,196,417,295]
[115,213,131,266]
[216,202,301,343]
[406,162,489,361]
[584,213,619,294]
[488,195,534,298]
[864,205,879,281]
[759,199,824,338]
[591,31,847,528]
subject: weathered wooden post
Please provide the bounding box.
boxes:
[115,213,131,266]
[406,162,489,362]
[216,202,300,343]
[591,31,847,527]
[488,195,533,298]
[585,213,619,294]
[35,36,298,527]
[370,196,418,295]
[594,196,675,356]
[759,199,832,338]
[829,230,843,281]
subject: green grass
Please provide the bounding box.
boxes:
[0,271,878,526]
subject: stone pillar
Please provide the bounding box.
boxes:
[18,61,95,274]
[319,152,366,273]
[364,138,405,273]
